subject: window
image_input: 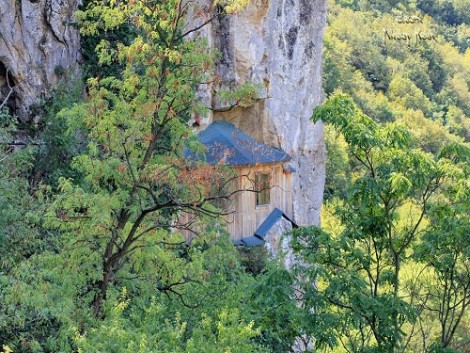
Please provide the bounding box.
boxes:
[255,173,271,206]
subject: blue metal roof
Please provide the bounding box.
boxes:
[187,121,291,166]
[254,208,284,238]
[234,208,298,248]
[240,236,264,247]
[233,239,245,247]
[283,163,296,173]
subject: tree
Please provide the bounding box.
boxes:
[47,0,257,319]
[388,76,433,117]
[323,124,351,200]
[290,94,469,352]
[0,1,279,351]
[412,143,470,352]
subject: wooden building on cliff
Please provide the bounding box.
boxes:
[185,121,297,248]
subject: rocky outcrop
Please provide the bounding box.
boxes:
[264,215,293,258]
[0,0,81,122]
[199,0,328,227]
[0,0,327,227]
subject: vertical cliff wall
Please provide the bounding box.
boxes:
[0,0,327,227]
[201,0,328,226]
[0,0,81,122]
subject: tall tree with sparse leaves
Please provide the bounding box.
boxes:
[0,1,273,352]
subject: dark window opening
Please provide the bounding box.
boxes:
[0,61,17,115]
[255,173,271,206]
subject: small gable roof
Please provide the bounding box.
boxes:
[240,236,265,247]
[190,121,291,166]
[255,207,297,239]
[236,208,297,248]
[254,208,284,238]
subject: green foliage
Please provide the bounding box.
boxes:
[238,245,268,275]
[324,0,470,154]
[298,94,469,352]
[30,80,87,188]
[417,0,470,26]
[0,1,306,352]
[75,301,261,353]
[446,105,470,141]
[388,76,433,115]
[323,124,351,200]
[0,108,44,271]
[321,5,470,347]
[53,0,233,322]
[0,109,61,351]
[249,265,309,353]
[71,237,266,353]
[2,1,469,352]
[413,143,470,351]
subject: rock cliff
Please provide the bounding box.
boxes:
[199,0,328,227]
[0,0,81,122]
[0,0,327,227]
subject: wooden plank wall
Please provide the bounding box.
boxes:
[179,163,294,242]
[226,164,293,241]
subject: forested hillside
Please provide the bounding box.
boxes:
[310,1,469,352]
[323,0,470,198]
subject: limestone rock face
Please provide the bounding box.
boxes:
[202,0,328,227]
[264,216,293,258]
[0,0,81,121]
[0,0,327,227]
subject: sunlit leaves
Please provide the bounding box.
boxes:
[300,92,469,351]
[215,0,251,14]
